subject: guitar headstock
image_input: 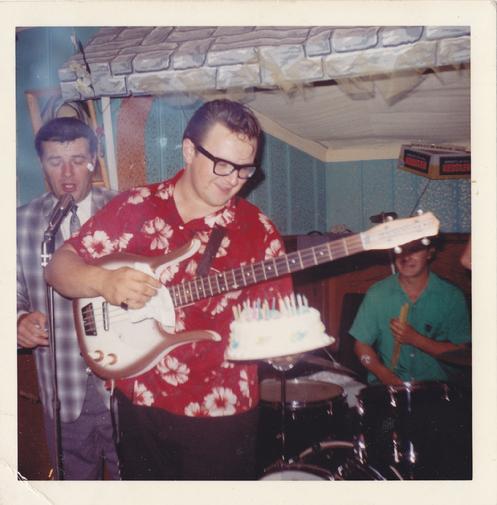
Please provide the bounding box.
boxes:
[361,212,440,251]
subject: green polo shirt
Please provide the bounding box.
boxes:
[349,272,471,383]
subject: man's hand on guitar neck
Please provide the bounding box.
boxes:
[45,243,162,309]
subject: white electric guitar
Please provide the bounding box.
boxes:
[74,212,439,380]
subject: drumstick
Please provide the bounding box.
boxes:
[391,303,409,369]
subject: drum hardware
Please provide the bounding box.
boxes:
[301,354,361,379]
[261,440,400,481]
[353,433,367,465]
[250,326,348,473]
[265,354,302,464]
[406,441,417,465]
[392,433,402,464]
[354,381,472,480]
[334,458,388,481]
[388,465,404,480]
[258,376,349,473]
[298,440,354,459]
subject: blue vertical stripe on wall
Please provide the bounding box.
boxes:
[145,97,201,184]
[288,148,317,233]
[247,132,272,219]
[326,161,364,232]
[394,167,425,219]
[315,157,328,232]
[252,133,291,233]
[16,27,99,206]
[361,159,396,230]
[261,133,273,217]
[458,178,471,231]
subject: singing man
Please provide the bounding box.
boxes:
[17,117,119,479]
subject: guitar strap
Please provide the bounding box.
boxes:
[196,226,226,276]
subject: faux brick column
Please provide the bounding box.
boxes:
[116,95,154,190]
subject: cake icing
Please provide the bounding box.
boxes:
[225,295,334,361]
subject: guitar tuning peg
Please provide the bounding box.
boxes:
[421,237,431,246]
[386,215,394,222]
[416,209,424,215]
[394,246,402,254]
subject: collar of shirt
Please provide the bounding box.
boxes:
[59,191,92,240]
[167,169,239,233]
[394,271,435,305]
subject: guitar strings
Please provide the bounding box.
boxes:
[172,235,366,305]
[83,305,132,332]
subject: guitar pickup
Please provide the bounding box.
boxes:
[81,303,97,336]
[102,301,109,331]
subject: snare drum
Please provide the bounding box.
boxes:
[261,441,395,480]
[355,381,471,479]
[258,378,349,473]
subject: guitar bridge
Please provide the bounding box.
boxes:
[81,303,97,336]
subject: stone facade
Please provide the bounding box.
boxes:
[59,26,470,100]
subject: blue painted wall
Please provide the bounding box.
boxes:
[326,159,471,233]
[16,27,470,235]
[145,97,200,184]
[16,27,99,205]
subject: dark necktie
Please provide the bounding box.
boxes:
[70,205,81,236]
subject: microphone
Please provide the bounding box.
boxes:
[46,193,75,235]
[41,194,75,267]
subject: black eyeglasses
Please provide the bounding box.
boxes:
[194,144,257,180]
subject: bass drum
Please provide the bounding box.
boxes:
[260,441,399,481]
[258,378,350,473]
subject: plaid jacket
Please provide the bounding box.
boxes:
[17,187,116,422]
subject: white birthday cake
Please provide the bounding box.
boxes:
[225,295,334,361]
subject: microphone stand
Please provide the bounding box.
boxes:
[40,194,75,480]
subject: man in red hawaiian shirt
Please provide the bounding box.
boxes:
[46,99,293,479]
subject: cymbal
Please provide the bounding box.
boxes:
[301,354,361,378]
[438,346,472,366]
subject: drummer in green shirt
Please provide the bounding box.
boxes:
[350,238,471,385]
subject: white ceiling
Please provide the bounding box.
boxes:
[246,66,470,162]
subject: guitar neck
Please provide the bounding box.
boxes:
[169,232,366,308]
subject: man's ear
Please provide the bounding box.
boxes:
[182,138,196,165]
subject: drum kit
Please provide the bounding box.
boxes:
[256,343,472,481]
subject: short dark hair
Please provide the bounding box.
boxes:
[35,117,97,157]
[183,99,262,148]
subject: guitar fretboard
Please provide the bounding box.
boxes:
[168,233,365,308]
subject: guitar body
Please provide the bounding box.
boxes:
[73,240,221,379]
[74,305,220,379]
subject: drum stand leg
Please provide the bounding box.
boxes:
[279,370,288,463]
[266,355,300,465]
